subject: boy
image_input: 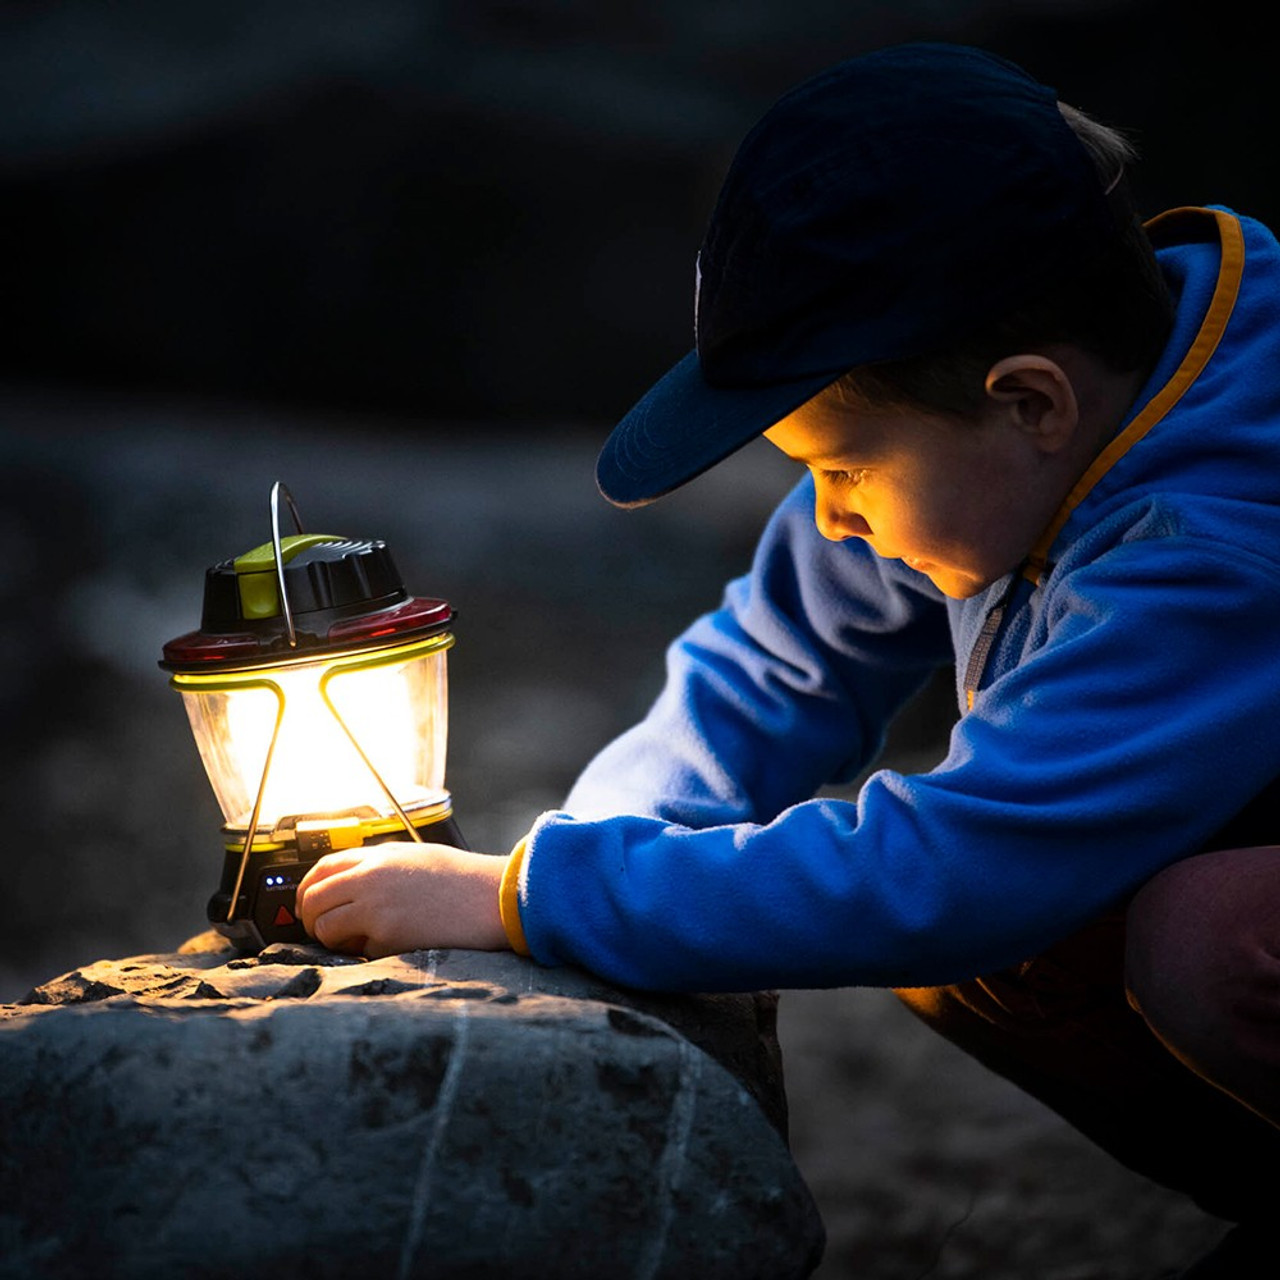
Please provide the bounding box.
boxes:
[297,43,1280,1274]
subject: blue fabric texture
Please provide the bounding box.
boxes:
[517,209,1280,994]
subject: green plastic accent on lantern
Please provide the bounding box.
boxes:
[233,534,343,620]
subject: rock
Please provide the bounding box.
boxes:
[0,934,825,1279]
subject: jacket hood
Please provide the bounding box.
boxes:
[1035,207,1280,577]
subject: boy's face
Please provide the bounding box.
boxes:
[764,382,1058,599]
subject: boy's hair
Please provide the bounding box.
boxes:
[835,103,1174,418]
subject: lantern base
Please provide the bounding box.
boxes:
[207,810,468,952]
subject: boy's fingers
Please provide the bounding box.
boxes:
[295,865,360,932]
[297,850,366,895]
[309,900,368,955]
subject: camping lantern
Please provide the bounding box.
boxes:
[160,483,465,951]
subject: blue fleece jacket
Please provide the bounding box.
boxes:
[507,207,1280,993]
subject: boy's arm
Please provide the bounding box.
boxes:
[512,533,1280,994]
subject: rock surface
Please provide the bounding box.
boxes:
[0,933,824,1280]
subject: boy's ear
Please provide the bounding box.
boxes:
[983,354,1079,452]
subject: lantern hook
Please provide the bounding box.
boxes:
[270,482,305,648]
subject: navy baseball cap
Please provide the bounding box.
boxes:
[597,42,1124,507]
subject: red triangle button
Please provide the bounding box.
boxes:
[273,905,297,927]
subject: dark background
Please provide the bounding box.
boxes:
[1,3,1270,1275]
[3,0,1276,424]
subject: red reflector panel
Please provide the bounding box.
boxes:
[161,630,266,664]
[327,596,452,642]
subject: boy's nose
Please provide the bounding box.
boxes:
[814,494,871,543]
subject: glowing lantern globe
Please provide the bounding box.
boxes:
[160,483,465,950]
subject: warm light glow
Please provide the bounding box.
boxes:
[174,638,450,831]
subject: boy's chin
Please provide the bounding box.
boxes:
[915,564,995,600]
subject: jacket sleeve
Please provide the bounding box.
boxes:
[562,476,954,826]
[511,524,1280,994]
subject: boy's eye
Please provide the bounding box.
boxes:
[819,467,869,487]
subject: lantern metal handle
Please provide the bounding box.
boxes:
[270,482,305,648]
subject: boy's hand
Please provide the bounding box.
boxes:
[294,843,510,959]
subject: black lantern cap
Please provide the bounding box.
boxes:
[202,537,404,632]
[160,534,454,672]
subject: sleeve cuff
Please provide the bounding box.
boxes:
[499,835,532,956]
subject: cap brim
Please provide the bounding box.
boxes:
[596,350,836,507]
